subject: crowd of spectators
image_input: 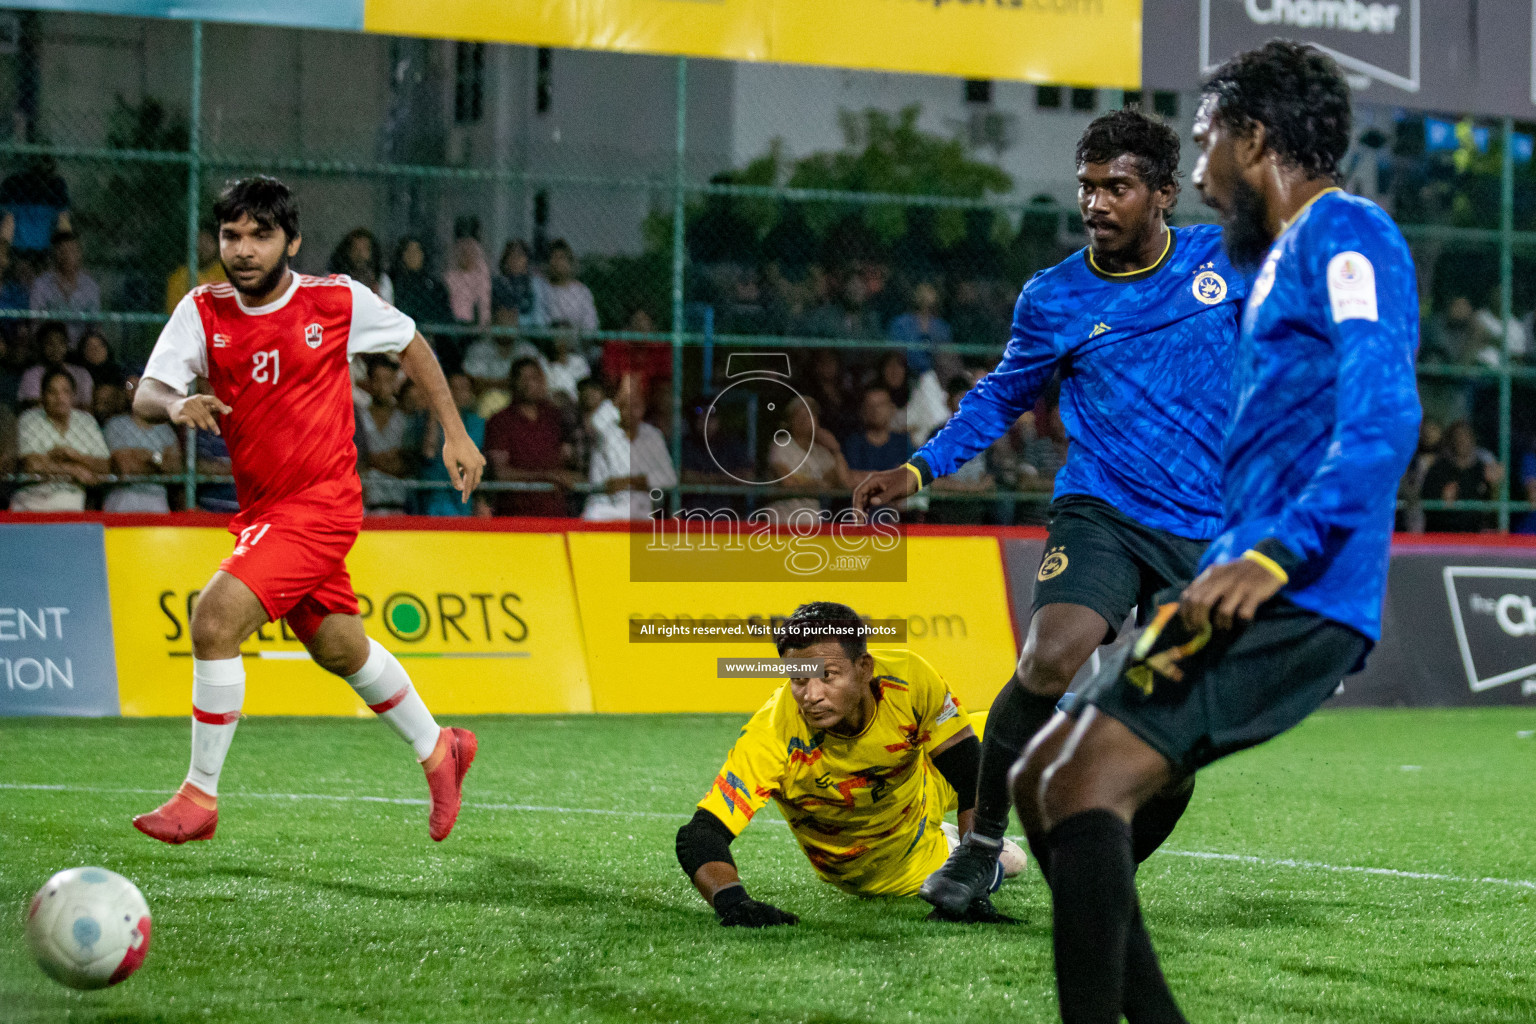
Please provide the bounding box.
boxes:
[2,198,1534,532]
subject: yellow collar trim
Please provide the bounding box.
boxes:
[1280,186,1343,233]
[1087,227,1171,278]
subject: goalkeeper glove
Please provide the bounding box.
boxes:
[713,884,799,928]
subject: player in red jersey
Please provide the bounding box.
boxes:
[130,177,486,844]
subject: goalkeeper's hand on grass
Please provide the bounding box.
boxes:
[713,885,799,927]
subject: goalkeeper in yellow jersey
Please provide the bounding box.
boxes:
[675,602,1026,927]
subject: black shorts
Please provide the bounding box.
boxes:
[1072,595,1368,776]
[1033,495,1209,644]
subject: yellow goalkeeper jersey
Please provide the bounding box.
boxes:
[697,648,972,897]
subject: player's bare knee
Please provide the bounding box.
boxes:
[304,615,370,677]
[1017,643,1079,698]
[310,644,358,677]
[189,601,244,659]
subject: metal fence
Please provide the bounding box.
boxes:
[0,13,1533,529]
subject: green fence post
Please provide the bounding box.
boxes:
[669,56,687,513]
[1499,116,1514,532]
[183,19,203,511]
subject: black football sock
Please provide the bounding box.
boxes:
[1122,898,1187,1024]
[1027,831,1053,888]
[1132,776,1196,865]
[974,675,1060,841]
[1048,809,1136,1024]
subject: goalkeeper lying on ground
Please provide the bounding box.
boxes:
[675,601,1026,927]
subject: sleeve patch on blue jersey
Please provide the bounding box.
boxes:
[1327,251,1378,323]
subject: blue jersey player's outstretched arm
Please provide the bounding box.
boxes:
[910,291,1059,481]
[852,291,1057,513]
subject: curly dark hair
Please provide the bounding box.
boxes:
[1074,108,1182,194]
[774,601,868,660]
[1201,39,1352,181]
[213,175,300,242]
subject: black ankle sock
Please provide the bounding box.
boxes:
[1131,777,1196,865]
[974,676,1061,840]
[1123,899,1187,1024]
[1047,809,1136,1024]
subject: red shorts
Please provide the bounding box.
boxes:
[219,506,361,644]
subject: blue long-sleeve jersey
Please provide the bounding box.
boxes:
[913,224,1244,540]
[1200,190,1421,643]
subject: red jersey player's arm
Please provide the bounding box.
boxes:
[134,377,232,436]
[398,332,485,502]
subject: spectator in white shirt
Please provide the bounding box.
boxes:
[537,239,599,334]
[103,378,181,512]
[541,323,591,408]
[357,356,418,513]
[462,317,541,420]
[12,367,110,510]
[582,374,676,521]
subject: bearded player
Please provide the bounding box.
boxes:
[130,176,486,844]
[1013,43,1420,1022]
[855,108,1245,915]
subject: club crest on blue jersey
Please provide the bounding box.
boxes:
[1192,263,1227,305]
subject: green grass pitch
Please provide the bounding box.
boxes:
[1,709,1533,1023]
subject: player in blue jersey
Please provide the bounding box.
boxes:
[1009,42,1421,1023]
[854,108,1246,917]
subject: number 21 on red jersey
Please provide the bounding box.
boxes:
[251,349,279,384]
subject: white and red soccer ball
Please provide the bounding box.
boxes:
[25,867,151,989]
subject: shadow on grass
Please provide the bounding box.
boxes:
[0,989,209,1024]
[200,853,697,922]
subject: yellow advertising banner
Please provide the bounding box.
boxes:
[105,528,591,717]
[567,532,1018,713]
[365,0,1140,88]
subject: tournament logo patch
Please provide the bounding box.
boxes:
[1037,546,1069,582]
[1192,265,1227,305]
[304,322,324,349]
[1327,251,1378,323]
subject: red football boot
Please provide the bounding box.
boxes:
[132,782,218,844]
[422,727,477,841]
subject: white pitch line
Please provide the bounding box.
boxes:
[1154,848,1536,891]
[0,783,683,820]
[4,782,1534,892]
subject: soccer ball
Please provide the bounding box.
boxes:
[24,867,152,990]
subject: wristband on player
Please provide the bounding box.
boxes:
[906,456,935,491]
[711,883,751,917]
[1241,548,1289,585]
